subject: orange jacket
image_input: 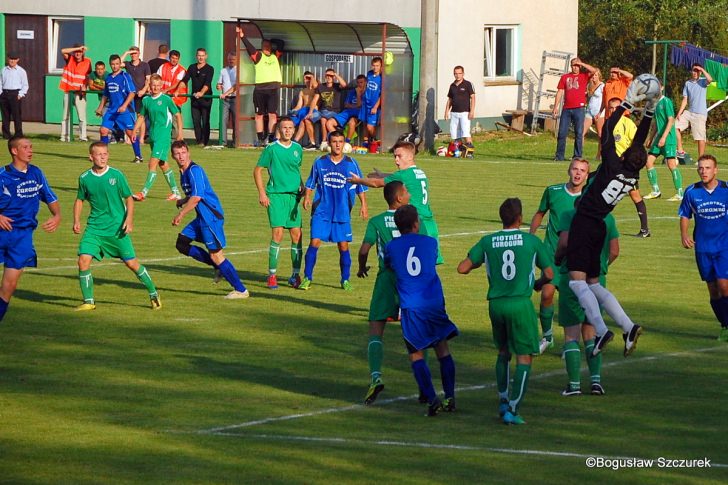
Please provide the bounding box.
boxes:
[60,56,91,92]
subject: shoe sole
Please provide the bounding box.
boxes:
[591,386,605,396]
[364,383,385,405]
[623,326,643,357]
[561,390,582,397]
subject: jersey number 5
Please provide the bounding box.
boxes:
[601,179,631,206]
[421,181,428,205]
[406,246,421,276]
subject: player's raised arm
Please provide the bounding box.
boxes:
[347,172,385,188]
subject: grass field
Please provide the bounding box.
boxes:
[2,132,728,483]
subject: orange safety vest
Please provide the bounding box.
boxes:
[159,62,188,106]
[59,56,91,92]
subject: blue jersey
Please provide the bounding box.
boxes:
[180,162,224,223]
[363,70,382,107]
[103,71,136,113]
[679,180,728,253]
[0,164,58,230]
[385,233,444,311]
[305,155,367,223]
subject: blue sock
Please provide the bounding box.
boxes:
[718,297,728,328]
[411,359,437,403]
[304,246,319,280]
[0,297,8,322]
[101,135,110,144]
[188,246,214,267]
[438,354,456,399]
[218,259,246,292]
[339,249,351,282]
[132,139,141,158]
[710,299,723,325]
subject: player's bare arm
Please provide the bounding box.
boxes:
[680,216,694,249]
[42,201,61,233]
[172,196,201,226]
[358,192,368,219]
[457,257,480,274]
[303,188,314,211]
[357,242,372,278]
[123,196,134,234]
[253,166,270,207]
[72,199,83,234]
[533,266,554,292]
[0,214,14,231]
[529,211,546,234]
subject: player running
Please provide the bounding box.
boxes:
[73,142,160,311]
[131,74,183,202]
[253,116,304,289]
[171,141,249,299]
[458,198,553,425]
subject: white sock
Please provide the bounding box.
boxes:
[568,279,609,335]
[588,283,634,333]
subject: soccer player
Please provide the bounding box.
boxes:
[348,140,443,264]
[679,154,728,342]
[529,158,589,353]
[131,74,183,202]
[566,84,656,356]
[0,136,61,322]
[642,80,683,202]
[73,142,160,311]
[299,131,368,291]
[385,204,458,415]
[554,199,619,396]
[95,54,143,163]
[253,116,304,289]
[358,181,410,404]
[171,141,249,299]
[362,57,383,145]
[458,198,552,425]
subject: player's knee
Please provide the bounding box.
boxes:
[175,234,193,255]
[568,279,588,295]
[99,127,110,136]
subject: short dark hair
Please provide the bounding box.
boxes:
[698,154,718,166]
[384,181,404,206]
[372,57,383,64]
[89,141,108,153]
[169,50,181,58]
[356,74,366,81]
[8,134,29,155]
[454,65,464,72]
[158,44,169,54]
[196,48,207,54]
[95,61,105,68]
[303,71,313,77]
[328,130,345,141]
[392,140,416,154]
[692,63,702,69]
[109,54,121,63]
[394,205,419,234]
[499,198,522,227]
[171,140,189,152]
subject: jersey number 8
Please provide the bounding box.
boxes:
[501,249,516,281]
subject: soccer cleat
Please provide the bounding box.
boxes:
[150,295,162,310]
[288,274,302,289]
[667,194,683,202]
[539,337,554,354]
[718,327,728,342]
[298,277,312,290]
[341,280,353,291]
[643,191,662,200]
[502,411,526,425]
[364,379,385,405]
[132,192,145,202]
[74,302,96,311]
[426,397,443,417]
[591,330,614,357]
[623,324,642,357]
[224,289,250,299]
[213,269,222,284]
[498,398,509,417]
[303,143,318,151]
[632,229,651,238]
[418,391,429,404]
[442,397,456,412]
[267,274,279,290]
[166,193,183,201]
[561,385,582,397]
[590,383,605,395]
[133,156,143,164]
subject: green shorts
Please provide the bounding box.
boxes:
[368,269,399,321]
[268,192,302,229]
[489,296,539,355]
[79,231,136,262]
[420,216,443,264]
[648,141,677,160]
[558,272,606,327]
[149,136,171,162]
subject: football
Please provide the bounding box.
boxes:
[320,141,330,153]
[628,73,661,104]
[436,146,447,157]
[343,142,353,154]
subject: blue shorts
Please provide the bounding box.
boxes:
[362,105,380,127]
[401,307,459,353]
[0,228,37,270]
[181,217,226,251]
[291,107,321,126]
[310,216,352,243]
[695,250,728,282]
[102,110,136,132]
[332,108,360,128]
[319,109,338,119]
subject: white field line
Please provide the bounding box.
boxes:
[194,346,722,435]
[28,216,680,274]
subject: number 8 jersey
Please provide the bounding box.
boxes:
[466,229,553,300]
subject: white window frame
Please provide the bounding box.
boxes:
[48,17,84,73]
[136,20,171,61]
[484,25,518,81]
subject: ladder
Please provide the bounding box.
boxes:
[530,50,572,134]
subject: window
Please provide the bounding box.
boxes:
[484,26,517,79]
[137,21,170,61]
[49,18,84,72]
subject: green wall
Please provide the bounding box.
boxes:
[0,14,5,66]
[403,27,421,94]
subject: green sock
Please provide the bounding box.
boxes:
[135,265,157,297]
[142,171,157,196]
[368,335,383,383]
[563,340,581,390]
[291,240,302,274]
[79,269,94,303]
[584,339,602,383]
[671,168,683,196]
[539,304,554,339]
[269,241,281,274]
[496,353,511,398]
[163,168,181,196]
[509,363,531,414]
[647,167,659,193]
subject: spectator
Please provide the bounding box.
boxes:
[595,67,632,159]
[583,69,604,155]
[59,44,90,142]
[147,44,169,75]
[216,52,237,147]
[552,57,596,161]
[182,48,214,147]
[0,53,28,139]
[676,63,713,159]
[122,46,151,113]
[316,68,347,142]
[444,65,476,147]
[291,71,320,150]
[158,50,187,108]
[362,57,383,146]
[88,61,107,92]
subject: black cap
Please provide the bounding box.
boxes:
[7,52,19,59]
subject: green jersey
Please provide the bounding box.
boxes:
[537,183,581,253]
[256,141,303,194]
[77,166,133,236]
[558,209,618,276]
[384,165,433,218]
[467,229,552,300]
[141,94,179,142]
[653,96,677,146]
[362,209,400,270]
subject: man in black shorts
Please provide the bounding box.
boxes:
[566,80,657,357]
